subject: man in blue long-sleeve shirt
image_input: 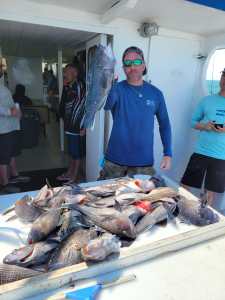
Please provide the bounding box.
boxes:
[181,69,225,206]
[99,46,172,179]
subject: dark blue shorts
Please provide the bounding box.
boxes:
[0,131,21,164]
[67,134,86,160]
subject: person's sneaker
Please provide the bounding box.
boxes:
[8,176,31,184]
[0,184,21,195]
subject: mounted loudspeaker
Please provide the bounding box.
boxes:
[138,22,159,38]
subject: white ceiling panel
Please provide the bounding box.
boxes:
[0,20,96,59]
[29,0,225,36]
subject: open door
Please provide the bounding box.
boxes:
[85,34,107,181]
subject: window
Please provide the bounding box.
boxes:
[206,48,225,95]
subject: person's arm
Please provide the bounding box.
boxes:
[0,89,21,117]
[156,91,172,158]
[191,99,215,131]
[0,106,11,116]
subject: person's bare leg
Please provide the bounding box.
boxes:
[9,157,18,178]
[66,159,76,178]
[205,190,215,207]
[0,165,9,186]
[70,159,80,182]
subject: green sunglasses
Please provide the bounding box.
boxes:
[123,59,143,67]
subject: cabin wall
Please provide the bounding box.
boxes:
[6,55,43,100]
[149,30,203,179]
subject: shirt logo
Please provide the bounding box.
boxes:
[146,99,154,107]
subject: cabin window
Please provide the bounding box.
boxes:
[206,48,225,95]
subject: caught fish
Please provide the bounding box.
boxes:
[135,205,169,234]
[57,210,91,240]
[145,187,178,202]
[0,263,41,285]
[32,184,54,207]
[48,229,97,270]
[86,192,148,209]
[84,186,115,198]
[8,195,44,223]
[27,208,62,244]
[81,233,121,261]
[63,204,136,239]
[80,44,116,128]
[122,205,146,224]
[177,196,219,226]
[3,240,58,268]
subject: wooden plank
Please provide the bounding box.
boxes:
[1,219,225,300]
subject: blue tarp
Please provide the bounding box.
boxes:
[186,0,225,11]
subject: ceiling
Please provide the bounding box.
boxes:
[30,0,225,36]
[0,19,96,60]
[1,0,225,60]
[28,0,113,14]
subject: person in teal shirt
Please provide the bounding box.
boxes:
[181,69,225,206]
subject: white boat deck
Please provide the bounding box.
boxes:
[0,178,225,300]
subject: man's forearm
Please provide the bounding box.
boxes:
[0,107,11,116]
[194,122,209,131]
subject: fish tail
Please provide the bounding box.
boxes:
[80,111,96,129]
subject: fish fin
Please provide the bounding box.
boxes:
[2,205,15,215]
[80,111,96,129]
[46,178,53,190]
[5,214,18,222]
[156,219,168,227]
[150,175,166,188]
[114,200,122,212]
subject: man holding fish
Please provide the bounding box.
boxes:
[99,46,172,179]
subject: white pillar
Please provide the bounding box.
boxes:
[57,49,64,152]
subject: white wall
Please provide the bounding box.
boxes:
[6,56,43,100]
[148,31,202,179]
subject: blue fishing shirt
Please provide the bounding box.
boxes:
[191,94,225,160]
[104,80,172,166]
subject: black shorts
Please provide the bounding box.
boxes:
[181,153,225,193]
[0,131,21,165]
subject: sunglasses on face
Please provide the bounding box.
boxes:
[123,59,143,67]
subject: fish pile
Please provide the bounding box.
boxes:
[0,176,219,284]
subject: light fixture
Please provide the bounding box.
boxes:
[138,22,159,38]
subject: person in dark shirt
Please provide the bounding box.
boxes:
[99,46,172,179]
[13,84,32,107]
[57,64,86,182]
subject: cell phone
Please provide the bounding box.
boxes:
[214,123,224,129]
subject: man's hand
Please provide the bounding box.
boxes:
[196,121,225,132]
[10,106,21,118]
[160,156,171,170]
[203,122,215,131]
[80,129,86,136]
